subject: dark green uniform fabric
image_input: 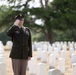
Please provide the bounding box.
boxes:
[6,25,32,59]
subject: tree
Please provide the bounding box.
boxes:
[51,0,76,41]
[1,0,76,43]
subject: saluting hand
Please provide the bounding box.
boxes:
[14,19,20,26]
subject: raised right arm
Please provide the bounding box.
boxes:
[6,20,20,37]
[6,25,16,37]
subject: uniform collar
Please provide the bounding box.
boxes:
[16,25,24,29]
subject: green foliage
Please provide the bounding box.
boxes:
[52,0,76,30]
[54,29,76,41]
[32,31,47,42]
[0,31,11,45]
[0,0,76,43]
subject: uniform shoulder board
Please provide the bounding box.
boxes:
[25,27,30,31]
[23,26,30,32]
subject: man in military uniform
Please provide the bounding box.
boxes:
[6,14,32,75]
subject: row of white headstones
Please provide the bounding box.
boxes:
[2,41,76,75]
[0,41,6,75]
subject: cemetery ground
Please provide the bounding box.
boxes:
[4,46,74,75]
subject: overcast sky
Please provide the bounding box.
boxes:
[0,0,53,8]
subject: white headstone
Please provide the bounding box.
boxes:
[37,63,46,75]
[61,50,66,59]
[0,42,4,51]
[74,43,76,50]
[72,63,76,75]
[48,69,61,75]
[42,44,47,51]
[68,42,74,49]
[0,53,5,57]
[47,46,53,54]
[52,43,56,49]
[58,58,65,74]
[37,48,42,60]
[0,57,5,62]
[0,42,6,63]
[71,53,76,65]
[32,44,34,51]
[0,50,4,54]
[28,57,37,75]
[49,54,56,69]
[36,42,43,50]
[53,48,59,59]
[41,51,47,63]
[33,42,38,51]
[0,41,3,47]
[0,62,6,75]
[69,48,74,56]
[6,41,13,49]
[62,44,67,50]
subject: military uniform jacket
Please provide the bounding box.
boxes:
[7,25,32,59]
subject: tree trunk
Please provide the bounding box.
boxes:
[40,0,54,44]
[40,0,44,7]
[41,27,54,44]
[46,29,55,44]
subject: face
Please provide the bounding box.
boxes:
[19,19,24,25]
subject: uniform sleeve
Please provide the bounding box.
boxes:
[6,25,16,37]
[27,28,32,57]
